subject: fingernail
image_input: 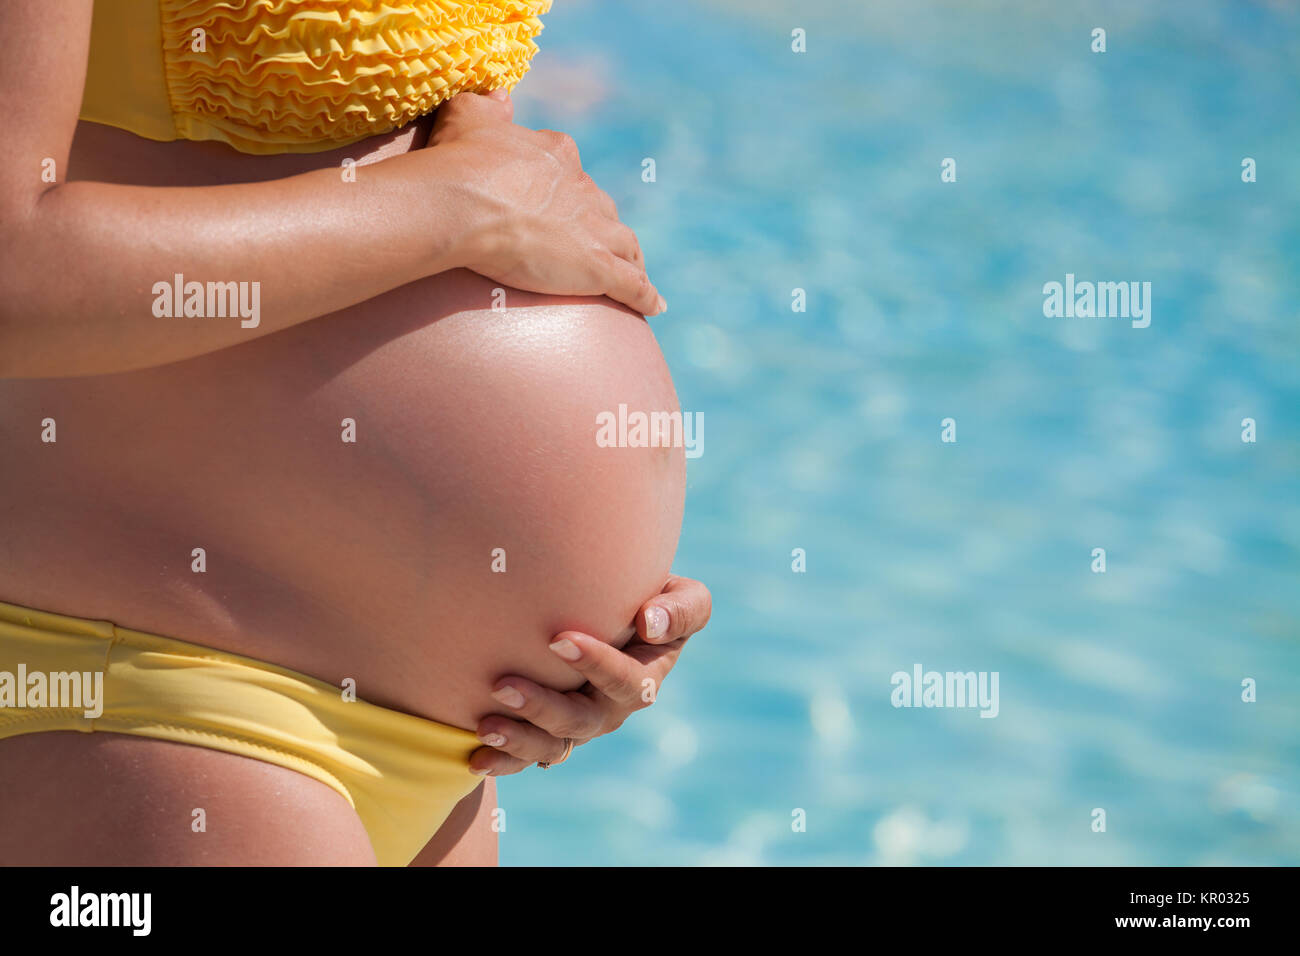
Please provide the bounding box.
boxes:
[656,295,667,314]
[549,637,581,662]
[469,766,492,776]
[479,732,507,747]
[492,686,526,709]
[645,605,669,640]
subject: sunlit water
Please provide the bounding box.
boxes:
[502,0,1299,865]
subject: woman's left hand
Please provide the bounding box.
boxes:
[469,575,712,776]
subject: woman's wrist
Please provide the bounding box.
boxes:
[407,142,500,280]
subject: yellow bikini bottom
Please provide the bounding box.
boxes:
[0,599,481,866]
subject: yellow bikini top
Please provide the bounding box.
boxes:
[80,0,552,155]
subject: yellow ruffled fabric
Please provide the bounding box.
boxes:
[80,0,552,155]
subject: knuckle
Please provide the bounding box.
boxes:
[614,666,651,703]
[445,93,475,114]
[575,710,605,738]
[664,602,688,636]
[594,245,620,275]
[687,592,713,633]
[603,249,629,278]
[567,701,605,738]
[508,734,545,760]
[608,675,638,705]
[550,716,587,740]
[669,597,698,635]
[540,129,577,155]
[679,610,701,638]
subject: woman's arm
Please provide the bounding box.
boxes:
[0,0,662,378]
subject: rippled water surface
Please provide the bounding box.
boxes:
[502,0,1299,865]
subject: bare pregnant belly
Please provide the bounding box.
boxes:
[0,122,685,731]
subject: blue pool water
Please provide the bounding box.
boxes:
[503,0,1299,865]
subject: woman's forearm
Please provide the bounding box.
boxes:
[0,0,660,379]
[0,148,471,378]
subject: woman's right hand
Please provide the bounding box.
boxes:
[426,90,666,317]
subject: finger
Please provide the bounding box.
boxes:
[547,631,651,708]
[489,677,605,740]
[638,575,713,643]
[468,745,530,777]
[434,90,513,134]
[474,715,573,766]
[537,128,580,166]
[601,252,664,317]
[582,175,618,220]
[605,221,645,269]
[459,90,514,121]
[620,635,689,674]
[483,87,515,121]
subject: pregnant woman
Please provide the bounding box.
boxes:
[0,0,710,865]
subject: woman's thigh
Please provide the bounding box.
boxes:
[0,733,376,865]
